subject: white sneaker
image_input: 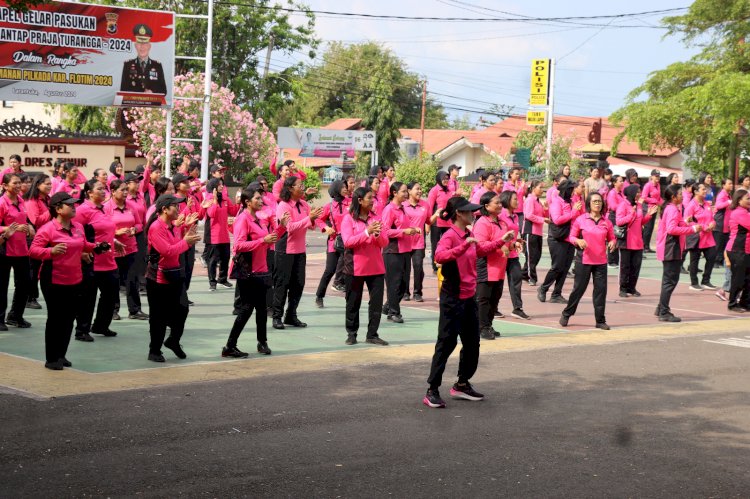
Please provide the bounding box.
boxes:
[688,285,703,291]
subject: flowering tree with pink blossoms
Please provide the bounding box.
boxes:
[124,72,276,177]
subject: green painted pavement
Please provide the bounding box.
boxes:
[0,285,561,374]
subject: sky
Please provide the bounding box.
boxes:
[271,0,698,128]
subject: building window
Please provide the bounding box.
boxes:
[2,101,13,108]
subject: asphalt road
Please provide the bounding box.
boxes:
[2,328,750,497]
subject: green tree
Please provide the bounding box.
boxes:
[286,42,449,163]
[610,0,750,178]
[512,126,585,179]
[59,105,117,134]
[449,113,476,130]
[394,153,440,191]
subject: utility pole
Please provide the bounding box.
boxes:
[419,80,426,157]
[259,33,275,104]
[544,58,556,178]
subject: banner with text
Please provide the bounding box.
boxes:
[529,58,550,106]
[0,1,174,107]
[277,127,376,158]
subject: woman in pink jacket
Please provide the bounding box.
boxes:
[538,179,580,304]
[341,187,390,346]
[606,175,625,268]
[105,179,146,321]
[559,192,616,330]
[272,177,322,330]
[30,193,104,370]
[314,180,349,308]
[403,181,435,303]
[474,191,515,340]
[381,182,419,323]
[427,171,454,273]
[616,184,657,297]
[521,180,548,286]
[424,196,487,409]
[145,195,201,362]
[499,190,531,320]
[52,162,82,198]
[73,180,122,341]
[725,189,750,311]
[203,177,239,291]
[641,170,663,253]
[656,184,703,322]
[712,178,733,268]
[684,183,718,291]
[469,171,497,205]
[0,172,35,330]
[224,186,288,357]
[23,173,51,310]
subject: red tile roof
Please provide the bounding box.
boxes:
[399,128,515,156]
[322,118,363,130]
[485,115,680,158]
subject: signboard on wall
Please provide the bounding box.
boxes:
[0,0,174,107]
[277,127,376,158]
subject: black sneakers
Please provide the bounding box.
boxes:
[222,346,249,358]
[387,314,404,323]
[549,296,568,304]
[511,309,531,320]
[315,297,324,308]
[658,314,681,322]
[128,311,149,320]
[92,329,117,337]
[163,337,187,359]
[413,293,424,302]
[345,335,357,345]
[365,337,389,346]
[257,342,272,355]
[26,299,42,310]
[218,280,233,288]
[75,333,94,342]
[423,389,446,408]
[6,317,31,328]
[596,323,611,330]
[283,318,307,328]
[450,382,485,401]
[480,328,495,340]
[148,352,165,362]
[44,360,63,370]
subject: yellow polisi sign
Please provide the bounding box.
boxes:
[530,58,551,106]
[526,111,547,126]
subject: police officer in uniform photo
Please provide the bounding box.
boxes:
[120,24,167,94]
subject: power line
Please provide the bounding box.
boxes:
[205,2,687,24]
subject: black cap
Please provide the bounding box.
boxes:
[453,197,481,212]
[134,165,145,175]
[154,194,186,211]
[133,24,153,43]
[448,164,462,173]
[172,173,190,185]
[209,164,226,174]
[49,192,81,206]
[651,169,661,177]
[124,173,142,183]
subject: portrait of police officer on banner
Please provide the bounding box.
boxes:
[120,24,167,94]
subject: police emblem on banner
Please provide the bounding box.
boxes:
[105,13,119,34]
